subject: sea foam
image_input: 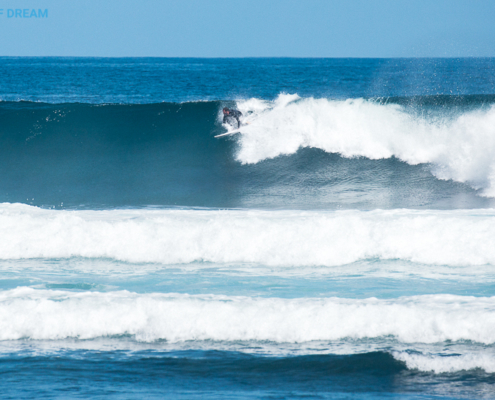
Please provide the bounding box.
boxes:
[1,288,495,344]
[394,351,495,373]
[236,94,495,196]
[1,203,495,267]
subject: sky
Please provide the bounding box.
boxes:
[0,0,494,57]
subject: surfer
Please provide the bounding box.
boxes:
[223,107,242,129]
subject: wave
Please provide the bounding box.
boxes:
[1,98,495,209]
[0,100,237,208]
[2,288,495,345]
[235,94,495,196]
[2,335,494,375]
[2,204,495,266]
[2,350,494,398]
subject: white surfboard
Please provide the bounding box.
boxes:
[214,129,241,138]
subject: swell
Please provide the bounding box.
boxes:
[2,351,494,398]
[2,350,405,375]
[2,347,495,376]
[0,352,408,397]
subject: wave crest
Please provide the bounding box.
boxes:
[235,94,495,196]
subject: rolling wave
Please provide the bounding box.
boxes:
[1,97,495,209]
[235,94,495,197]
[2,288,495,345]
[2,204,495,267]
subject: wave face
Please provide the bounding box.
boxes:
[1,96,495,209]
[6,350,494,400]
[0,100,232,208]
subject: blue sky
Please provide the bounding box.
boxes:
[0,0,494,57]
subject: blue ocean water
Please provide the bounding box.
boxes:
[1,57,495,399]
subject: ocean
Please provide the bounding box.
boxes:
[1,57,495,399]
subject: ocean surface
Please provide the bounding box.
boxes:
[1,57,495,399]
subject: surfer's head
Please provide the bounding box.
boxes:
[223,107,230,115]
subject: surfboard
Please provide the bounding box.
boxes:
[214,129,241,138]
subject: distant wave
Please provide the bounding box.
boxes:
[235,94,495,197]
[2,204,495,266]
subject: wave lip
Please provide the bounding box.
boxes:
[2,288,495,344]
[2,203,495,267]
[235,94,495,197]
[394,351,495,374]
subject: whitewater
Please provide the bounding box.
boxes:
[2,204,495,266]
[2,288,495,345]
[236,94,495,196]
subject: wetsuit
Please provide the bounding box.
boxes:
[223,109,242,128]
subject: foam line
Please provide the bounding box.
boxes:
[393,351,495,373]
[1,288,495,344]
[1,203,495,266]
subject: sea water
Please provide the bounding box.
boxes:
[1,57,495,399]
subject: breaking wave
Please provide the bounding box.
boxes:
[2,288,495,345]
[2,203,495,266]
[235,94,495,196]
